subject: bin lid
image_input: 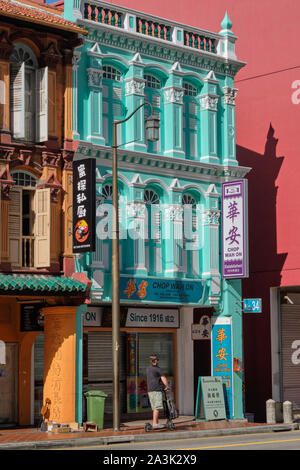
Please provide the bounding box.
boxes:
[84,390,108,397]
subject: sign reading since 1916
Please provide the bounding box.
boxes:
[73,158,96,253]
[126,308,179,328]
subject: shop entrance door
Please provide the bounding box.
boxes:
[0,343,18,424]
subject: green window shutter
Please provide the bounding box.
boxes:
[36,67,48,142]
[10,62,25,139]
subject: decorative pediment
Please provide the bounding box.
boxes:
[131,173,145,186]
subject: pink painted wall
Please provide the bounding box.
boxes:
[109,0,300,420]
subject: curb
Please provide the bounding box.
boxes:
[0,423,299,450]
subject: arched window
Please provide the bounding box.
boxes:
[183,82,199,159]
[102,65,123,145]
[10,43,48,142]
[144,74,161,153]
[12,170,37,188]
[144,188,162,274]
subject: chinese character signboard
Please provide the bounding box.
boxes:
[222,180,249,278]
[73,158,96,253]
[191,315,211,340]
[119,276,205,304]
[211,317,233,418]
[195,376,227,421]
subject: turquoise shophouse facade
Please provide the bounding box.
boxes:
[65,0,250,421]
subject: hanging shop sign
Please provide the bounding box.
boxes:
[195,376,227,421]
[73,158,96,253]
[211,316,233,419]
[120,276,205,304]
[126,308,179,328]
[82,307,103,327]
[191,315,211,340]
[222,179,249,278]
[20,304,44,332]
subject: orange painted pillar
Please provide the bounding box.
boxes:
[42,306,77,424]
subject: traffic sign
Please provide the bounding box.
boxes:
[243,298,262,313]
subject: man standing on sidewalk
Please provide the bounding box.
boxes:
[146,354,169,429]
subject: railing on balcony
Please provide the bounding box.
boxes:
[22,236,34,268]
[183,31,217,54]
[136,17,171,41]
[83,3,123,27]
[81,1,220,55]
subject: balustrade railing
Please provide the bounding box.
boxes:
[83,3,123,27]
[22,236,34,268]
[82,1,220,55]
[136,17,171,41]
[183,30,217,54]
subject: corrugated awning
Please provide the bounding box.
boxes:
[0,274,89,296]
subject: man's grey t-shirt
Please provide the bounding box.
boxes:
[146,364,164,392]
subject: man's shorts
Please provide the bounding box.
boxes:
[148,391,163,410]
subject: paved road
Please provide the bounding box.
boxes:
[53,430,300,451]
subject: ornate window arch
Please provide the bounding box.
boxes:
[10,42,48,143]
[103,65,122,82]
[11,170,37,188]
[144,74,161,90]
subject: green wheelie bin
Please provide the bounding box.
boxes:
[84,390,108,430]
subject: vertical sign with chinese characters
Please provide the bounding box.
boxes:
[73,158,96,253]
[222,180,249,278]
[211,317,233,419]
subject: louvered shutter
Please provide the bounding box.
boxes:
[36,67,48,142]
[8,188,22,267]
[281,304,300,409]
[34,188,50,267]
[10,63,25,139]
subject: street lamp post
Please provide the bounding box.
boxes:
[111,103,160,431]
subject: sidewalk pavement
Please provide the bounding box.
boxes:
[0,416,299,449]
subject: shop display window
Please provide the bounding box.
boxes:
[126,332,175,413]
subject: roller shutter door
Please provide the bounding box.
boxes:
[87,332,126,414]
[281,305,300,409]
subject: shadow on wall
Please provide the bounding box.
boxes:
[237,123,287,422]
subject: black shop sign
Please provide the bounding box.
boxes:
[20,304,44,332]
[73,158,96,253]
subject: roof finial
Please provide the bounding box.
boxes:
[220,11,234,36]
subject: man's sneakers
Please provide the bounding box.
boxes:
[152,424,165,429]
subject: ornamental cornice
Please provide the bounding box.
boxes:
[81,24,245,78]
[74,141,251,183]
